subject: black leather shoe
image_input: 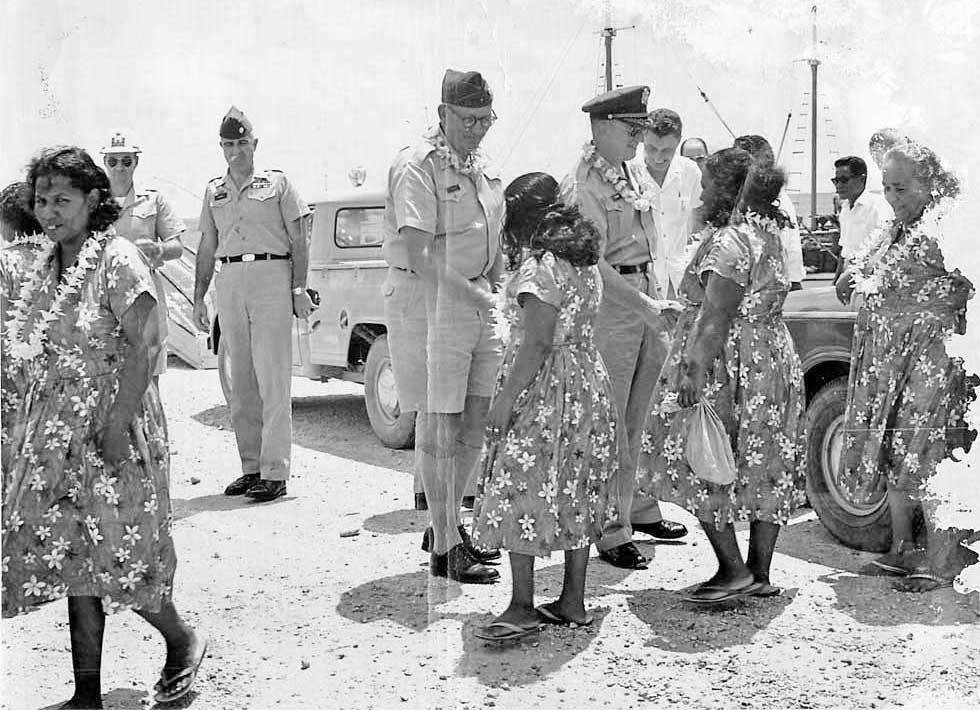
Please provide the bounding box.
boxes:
[245,479,287,502]
[633,520,689,540]
[422,525,501,564]
[598,542,649,570]
[224,473,260,496]
[430,551,449,577]
[446,544,499,584]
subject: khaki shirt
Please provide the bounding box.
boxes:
[560,156,660,275]
[112,184,185,248]
[199,169,309,258]
[383,130,504,280]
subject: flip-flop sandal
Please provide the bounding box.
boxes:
[749,583,782,598]
[893,573,953,593]
[683,580,762,604]
[153,638,209,704]
[535,604,595,627]
[473,621,543,642]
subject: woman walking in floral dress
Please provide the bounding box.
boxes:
[1,147,205,709]
[636,148,807,603]
[836,141,974,591]
[471,172,623,641]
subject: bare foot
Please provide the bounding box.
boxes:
[477,605,541,640]
[537,600,592,626]
[59,697,104,710]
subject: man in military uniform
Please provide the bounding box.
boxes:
[560,86,689,571]
[101,130,185,378]
[382,70,503,583]
[193,107,312,502]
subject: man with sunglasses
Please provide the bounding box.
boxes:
[560,86,688,571]
[193,106,311,503]
[382,69,504,584]
[832,155,893,279]
[102,131,185,378]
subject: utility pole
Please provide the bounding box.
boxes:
[807,5,820,231]
[599,2,635,93]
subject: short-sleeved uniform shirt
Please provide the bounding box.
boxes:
[199,169,310,257]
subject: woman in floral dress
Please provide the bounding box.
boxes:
[471,172,621,640]
[1,147,204,709]
[836,141,974,592]
[636,148,807,603]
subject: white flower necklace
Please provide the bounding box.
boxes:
[4,232,107,363]
[582,141,654,212]
[425,126,488,176]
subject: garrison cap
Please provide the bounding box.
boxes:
[219,106,254,139]
[101,130,141,154]
[441,69,493,108]
[582,85,651,124]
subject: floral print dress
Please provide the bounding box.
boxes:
[636,219,807,529]
[471,250,621,556]
[841,216,973,503]
[2,233,176,617]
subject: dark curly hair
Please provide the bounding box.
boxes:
[0,181,42,238]
[646,108,682,138]
[883,140,960,203]
[733,134,774,167]
[503,172,601,270]
[703,148,792,229]
[26,146,120,232]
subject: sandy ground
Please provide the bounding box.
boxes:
[2,361,979,710]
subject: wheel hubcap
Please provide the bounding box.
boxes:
[376,359,400,422]
[822,413,886,516]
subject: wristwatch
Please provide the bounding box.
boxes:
[291,287,305,296]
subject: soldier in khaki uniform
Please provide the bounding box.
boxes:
[101,131,185,377]
[193,107,312,502]
[560,87,688,571]
[382,70,504,583]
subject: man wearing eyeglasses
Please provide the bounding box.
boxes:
[832,155,893,279]
[381,70,504,583]
[193,106,312,503]
[101,131,185,378]
[560,86,687,571]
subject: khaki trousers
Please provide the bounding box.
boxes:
[215,260,293,481]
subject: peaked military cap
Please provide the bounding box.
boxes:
[441,69,493,108]
[582,85,651,123]
[101,130,141,154]
[219,106,254,139]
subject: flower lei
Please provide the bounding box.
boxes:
[582,141,654,211]
[4,232,108,363]
[425,126,489,176]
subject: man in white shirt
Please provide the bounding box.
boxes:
[679,136,708,174]
[833,155,893,276]
[634,109,703,299]
[734,135,805,290]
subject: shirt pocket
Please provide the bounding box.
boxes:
[245,185,277,203]
[129,200,158,240]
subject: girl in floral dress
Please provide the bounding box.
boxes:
[471,172,621,640]
[1,147,204,709]
[636,148,807,603]
[836,141,974,592]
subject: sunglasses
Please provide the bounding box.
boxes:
[105,156,135,168]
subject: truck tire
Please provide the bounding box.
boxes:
[805,377,892,552]
[364,334,416,449]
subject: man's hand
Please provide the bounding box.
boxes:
[193,300,210,332]
[293,290,315,319]
[134,239,164,269]
[835,269,855,305]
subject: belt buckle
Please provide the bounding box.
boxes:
[242,253,256,262]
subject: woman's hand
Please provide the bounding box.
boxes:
[677,362,705,409]
[487,392,515,437]
[100,421,132,467]
[134,239,164,269]
[835,269,855,305]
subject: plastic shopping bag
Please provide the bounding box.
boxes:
[686,400,737,485]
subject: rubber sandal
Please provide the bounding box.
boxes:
[749,583,782,598]
[473,621,543,642]
[683,580,762,604]
[893,573,954,593]
[535,603,594,627]
[153,638,208,704]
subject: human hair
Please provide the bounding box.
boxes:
[680,137,708,154]
[646,108,682,138]
[733,134,774,167]
[703,148,791,229]
[26,146,121,232]
[0,181,42,237]
[883,140,960,203]
[503,172,600,270]
[833,155,868,178]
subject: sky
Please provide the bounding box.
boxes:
[2,0,978,218]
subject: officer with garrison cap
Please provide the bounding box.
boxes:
[193,106,311,502]
[560,86,688,571]
[382,69,505,583]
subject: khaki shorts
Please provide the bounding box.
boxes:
[383,268,502,415]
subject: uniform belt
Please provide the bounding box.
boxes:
[217,253,290,264]
[612,261,650,275]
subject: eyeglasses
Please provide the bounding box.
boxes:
[105,156,135,168]
[831,174,864,185]
[447,105,498,130]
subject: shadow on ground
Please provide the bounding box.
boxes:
[361,508,430,536]
[171,492,298,522]
[192,394,414,474]
[36,687,153,710]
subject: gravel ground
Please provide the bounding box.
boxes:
[2,361,979,710]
